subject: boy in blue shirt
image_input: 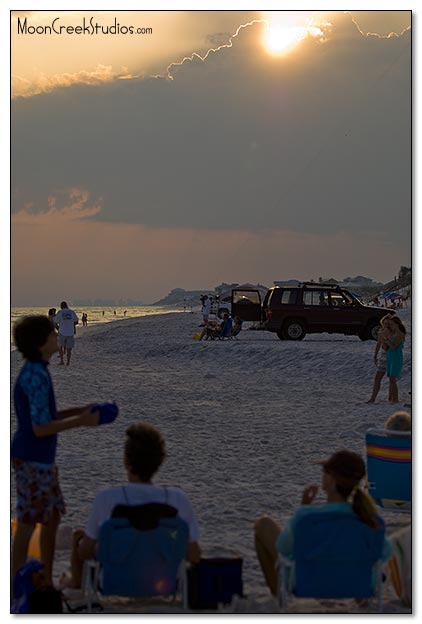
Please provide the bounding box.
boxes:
[11,316,100,592]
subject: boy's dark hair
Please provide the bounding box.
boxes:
[13,316,55,360]
[124,422,166,482]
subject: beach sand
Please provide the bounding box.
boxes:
[10,307,412,614]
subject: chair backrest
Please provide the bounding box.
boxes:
[97,504,189,598]
[220,317,233,337]
[365,430,411,509]
[293,511,385,599]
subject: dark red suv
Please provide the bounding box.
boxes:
[231,283,388,341]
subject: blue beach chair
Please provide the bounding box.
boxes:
[365,428,411,513]
[83,503,189,612]
[219,317,233,339]
[277,511,385,612]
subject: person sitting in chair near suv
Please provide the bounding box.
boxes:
[60,422,201,588]
[199,313,232,340]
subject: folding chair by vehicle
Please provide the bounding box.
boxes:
[219,317,233,339]
[83,503,189,612]
[277,511,386,612]
[365,428,411,513]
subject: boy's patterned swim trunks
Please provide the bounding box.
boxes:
[12,458,66,524]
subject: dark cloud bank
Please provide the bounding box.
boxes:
[12,14,411,245]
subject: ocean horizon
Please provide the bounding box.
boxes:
[11,304,191,324]
[10,305,194,348]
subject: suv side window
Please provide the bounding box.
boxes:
[303,289,329,306]
[280,289,297,304]
[330,292,354,307]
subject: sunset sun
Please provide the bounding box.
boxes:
[265,26,306,54]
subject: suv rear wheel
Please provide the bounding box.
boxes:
[359,320,381,341]
[367,320,381,341]
[282,319,306,341]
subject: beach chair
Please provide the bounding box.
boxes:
[83,503,189,612]
[218,317,233,339]
[277,511,385,612]
[206,318,234,340]
[365,428,411,513]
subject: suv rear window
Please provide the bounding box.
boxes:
[232,291,261,305]
[267,289,297,306]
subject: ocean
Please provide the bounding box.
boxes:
[10,305,191,347]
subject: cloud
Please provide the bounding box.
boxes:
[12,65,135,99]
[347,10,411,37]
[11,12,411,290]
[12,188,102,223]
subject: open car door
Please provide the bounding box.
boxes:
[231,289,262,322]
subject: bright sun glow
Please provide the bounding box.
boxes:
[265,26,307,54]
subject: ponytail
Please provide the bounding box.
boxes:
[335,484,379,529]
[352,488,379,529]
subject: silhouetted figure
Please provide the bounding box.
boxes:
[54,302,79,366]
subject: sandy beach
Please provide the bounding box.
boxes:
[10,307,411,614]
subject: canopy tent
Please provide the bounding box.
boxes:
[382,292,402,300]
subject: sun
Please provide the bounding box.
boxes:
[265,25,306,55]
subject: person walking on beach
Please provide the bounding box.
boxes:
[253,450,391,598]
[60,421,201,589]
[54,301,78,366]
[11,315,101,594]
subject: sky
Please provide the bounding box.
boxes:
[10,7,412,305]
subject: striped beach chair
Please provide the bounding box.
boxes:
[365,429,411,513]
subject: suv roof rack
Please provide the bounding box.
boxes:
[299,282,343,289]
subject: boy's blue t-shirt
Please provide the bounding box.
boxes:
[277,502,392,562]
[12,360,58,464]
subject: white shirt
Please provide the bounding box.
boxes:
[85,483,200,543]
[54,308,79,336]
[202,299,211,315]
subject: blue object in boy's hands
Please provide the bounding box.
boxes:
[91,401,119,425]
